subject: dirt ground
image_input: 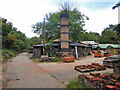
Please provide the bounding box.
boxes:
[5,53,65,88]
[38,55,113,85]
[4,53,113,88]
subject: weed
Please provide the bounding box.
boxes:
[67,78,86,88]
[2,49,18,62]
[105,71,111,74]
[31,57,63,63]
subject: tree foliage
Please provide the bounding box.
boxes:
[99,24,118,44]
[32,6,89,42]
[29,36,41,46]
[83,32,100,43]
[1,18,30,52]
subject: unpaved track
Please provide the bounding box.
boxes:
[5,53,65,88]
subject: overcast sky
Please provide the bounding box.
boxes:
[0,0,119,38]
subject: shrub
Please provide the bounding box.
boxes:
[52,58,62,62]
[113,52,117,55]
[67,78,86,88]
[2,49,18,61]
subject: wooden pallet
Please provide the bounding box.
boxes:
[74,67,95,73]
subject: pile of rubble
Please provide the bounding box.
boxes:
[78,72,120,89]
[75,63,106,72]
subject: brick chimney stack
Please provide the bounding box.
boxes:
[60,13,69,57]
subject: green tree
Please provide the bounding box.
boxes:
[32,3,89,42]
[1,18,30,52]
[99,24,118,44]
[83,32,100,43]
[29,36,41,46]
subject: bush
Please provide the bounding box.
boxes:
[67,78,86,88]
[30,57,63,63]
[113,52,117,55]
[52,58,62,62]
[2,49,18,61]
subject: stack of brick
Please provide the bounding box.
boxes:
[62,56,74,62]
[106,85,119,89]
[94,53,104,57]
[92,50,98,53]
[78,72,120,89]
[75,63,106,72]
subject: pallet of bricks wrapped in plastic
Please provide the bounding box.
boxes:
[78,72,120,89]
[74,63,106,73]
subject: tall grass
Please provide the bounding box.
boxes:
[67,78,86,88]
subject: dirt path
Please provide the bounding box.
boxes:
[5,53,65,88]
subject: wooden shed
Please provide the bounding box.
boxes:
[52,39,92,58]
[33,43,50,58]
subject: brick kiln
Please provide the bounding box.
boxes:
[59,13,74,62]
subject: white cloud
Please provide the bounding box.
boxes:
[0,0,58,38]
[80,7,118,34]
[74,0,119,2]
[0,0,118,38]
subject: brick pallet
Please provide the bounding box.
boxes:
[75,63,106,73]
[78,73,120,89]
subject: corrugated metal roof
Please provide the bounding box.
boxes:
[92,44,120,49]
[33,43,50,47]
[99,45,109,49]
[52,43,59,46]
[52,42,91,47]
[80,41,98,45]
[92,45,98,49]
[53,38,72,42]
[69,42,80,46]
[110,44,120,48]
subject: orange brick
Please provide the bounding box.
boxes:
[61,34,69,41]
[61,26,69,32]
[61,42,69,48]
[61,17,69,25]
[62,56,74,62]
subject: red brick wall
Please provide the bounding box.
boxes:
[61,26,69,32]
[61,17,69,25]
[61,42,69,48]
[61,34,69,41]
[60,14,69,50]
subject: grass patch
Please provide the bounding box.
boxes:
[30,58,41,63]
[2,68,6,73]
[113,52,117,55]
[76,58,80,60]
[105,71,112,74]
[50,58,62,62]
[67,78,86,88]
[31,57,63,63]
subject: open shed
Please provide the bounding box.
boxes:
[33,43,50,58]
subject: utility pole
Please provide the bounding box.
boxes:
[43,18,45,55]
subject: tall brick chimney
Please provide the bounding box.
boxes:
[60,13,69,57]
